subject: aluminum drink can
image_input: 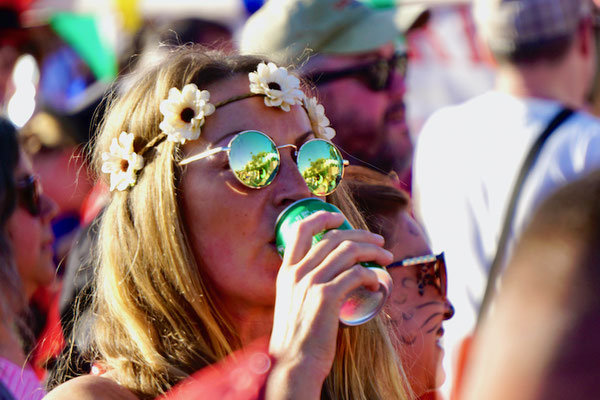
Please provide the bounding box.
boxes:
[275,197,392,326]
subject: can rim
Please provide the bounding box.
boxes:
[275,197,327,228]
[339,268,392,326]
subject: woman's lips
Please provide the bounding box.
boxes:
[436,327,445,349]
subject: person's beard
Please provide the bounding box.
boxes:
[331,103,412,174]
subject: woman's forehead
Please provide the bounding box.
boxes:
[200,81,312,144]
[389,212,431,260]
[204,74,250,104]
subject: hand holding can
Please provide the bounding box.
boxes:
[275,198,393,326]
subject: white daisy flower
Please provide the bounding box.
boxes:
[249,62,304,112]
[101,131,145,191]
[159,83,216,144]
[303,96,336,140]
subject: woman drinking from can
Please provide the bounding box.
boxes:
[46,46,412,400]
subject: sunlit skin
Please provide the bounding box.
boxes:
[384,211,454,397]
[6,150,58,299]
[180,79,316,313]
[309,43,410,173]
[179,75,393,351]
[42,72,396,400]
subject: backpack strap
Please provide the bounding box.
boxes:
[477,107,574,327]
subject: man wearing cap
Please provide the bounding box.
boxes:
[412,0,600,395]
[240,0,423,189]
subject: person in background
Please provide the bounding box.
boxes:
[412,0,600,392]
[45,46,412,399]
[17,109,96,380]
[456,170,600,400]
[20,111,93,263]
[0,117,58,399]
[240,0,417,190]
[345,166,454,399]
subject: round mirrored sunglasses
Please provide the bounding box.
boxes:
[179,130,348,196]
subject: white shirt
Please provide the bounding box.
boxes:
[412,90,600,395]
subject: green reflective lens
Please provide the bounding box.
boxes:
[297,139,344,196]
[229,130,280,188]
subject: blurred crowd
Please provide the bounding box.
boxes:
[1,0,600,399]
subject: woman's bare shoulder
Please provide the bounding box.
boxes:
[44,375,139,400]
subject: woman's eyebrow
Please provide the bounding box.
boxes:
[295,130,315,146]
[214,130,244,145]
[213,129,315,147]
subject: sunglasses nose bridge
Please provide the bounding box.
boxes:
[276,143,298,154]
[380,54,407,93]
[276,144,299,170]
[270,146,314,203]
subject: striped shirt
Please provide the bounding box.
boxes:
[0,358,45,400]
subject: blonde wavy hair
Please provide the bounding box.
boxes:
[90,45,413,399]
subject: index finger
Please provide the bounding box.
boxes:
[281,211,345,267]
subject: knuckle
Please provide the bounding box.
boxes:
[320,283,338,299]
[350,264,374,281]
[322,228,343,241]
[339,240,360,254]
[305,274,319,288]
[294,211,328,234]
[350,264,366,276]
[295,219,313,236]
[290,266,304,282]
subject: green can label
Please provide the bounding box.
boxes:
[275,198,381,269]
[274,197,392,326]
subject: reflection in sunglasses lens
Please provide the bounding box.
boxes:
[225,131,345,195]
[230,131,279,188]
[387,253,447,297]
[297,140,343,196]
[439,259,447,297]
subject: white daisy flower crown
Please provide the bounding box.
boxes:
[101,62,336,192]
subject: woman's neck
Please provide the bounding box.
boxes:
[223,301,274,347]
[495,58,586,109]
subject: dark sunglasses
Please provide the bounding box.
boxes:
[179,130,349,196]
[386,252,447,297]
[304,51,408,92]
[16,174,41,217]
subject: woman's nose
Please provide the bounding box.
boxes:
[443,299,455,320]
[271,149,313,206]
[39,193,59,223]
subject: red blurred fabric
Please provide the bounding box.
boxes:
[420,390,443,400]
[30,284,65,380]
[79,181,109,226]
[0,0,33,12]
[159,338,272,400]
